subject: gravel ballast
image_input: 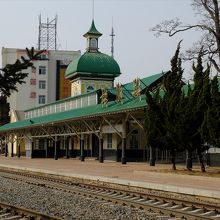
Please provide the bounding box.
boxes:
[0,176,159,220]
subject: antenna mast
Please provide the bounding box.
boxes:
[38,14,58,50]
[110,19,115,58]
[92,0,95,20]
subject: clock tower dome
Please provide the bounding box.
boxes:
[65,20,121,97]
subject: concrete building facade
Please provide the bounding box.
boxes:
[2,48,81,117]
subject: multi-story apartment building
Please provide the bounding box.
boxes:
[2,48,81,121]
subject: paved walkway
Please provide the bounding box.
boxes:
[0,156,220,200]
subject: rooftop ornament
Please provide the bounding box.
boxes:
[132,77,141,99]
[115,83,123,104]
[100,88,108,107]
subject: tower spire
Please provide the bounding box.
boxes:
[110,18,115,58]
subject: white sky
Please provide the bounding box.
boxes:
[0,0,200,83]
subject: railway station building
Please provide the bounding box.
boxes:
[0,20,171,164]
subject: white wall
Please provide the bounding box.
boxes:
[2,47,81,114]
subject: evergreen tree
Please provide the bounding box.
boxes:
[145,42,184,170]
[201,76,220,148]
[145,43,211,171]
[182,49,211,171]
[145,89,166,167]
[161,41,184,170]
[0,96,10,126]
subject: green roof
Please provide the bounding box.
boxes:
[0,72,166,133]
[109,72,167,99]
[0,96,146,132]
[65,52,121,79]
[83,20,102,38]
[26,72,166,113]
[121,72,166,91]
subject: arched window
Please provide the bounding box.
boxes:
[87,85,94,93]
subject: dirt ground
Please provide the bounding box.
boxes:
[148,163,220,177]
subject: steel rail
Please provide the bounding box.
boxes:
[0,201,61,220]
[0,168,220,220]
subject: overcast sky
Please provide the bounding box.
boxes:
[0,0,200,83]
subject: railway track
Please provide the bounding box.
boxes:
[0,168,220,220]
[0,201,61,220]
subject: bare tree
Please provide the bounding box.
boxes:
[150,0,220,73]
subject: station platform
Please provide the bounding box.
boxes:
[0,156,220,200]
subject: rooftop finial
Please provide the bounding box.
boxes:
[92,0,95,20]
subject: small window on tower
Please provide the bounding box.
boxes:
[90,38,97,48]
[87,85,94,93]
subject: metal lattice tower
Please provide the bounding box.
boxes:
[38,15,57,50]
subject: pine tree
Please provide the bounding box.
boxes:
[161,41,184,170]
[183,49,211,172]
[145,43,211,171]
[145,42,184,170]
[201,76,220,148]
[145,89,166,167]
[0,96,10,126]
